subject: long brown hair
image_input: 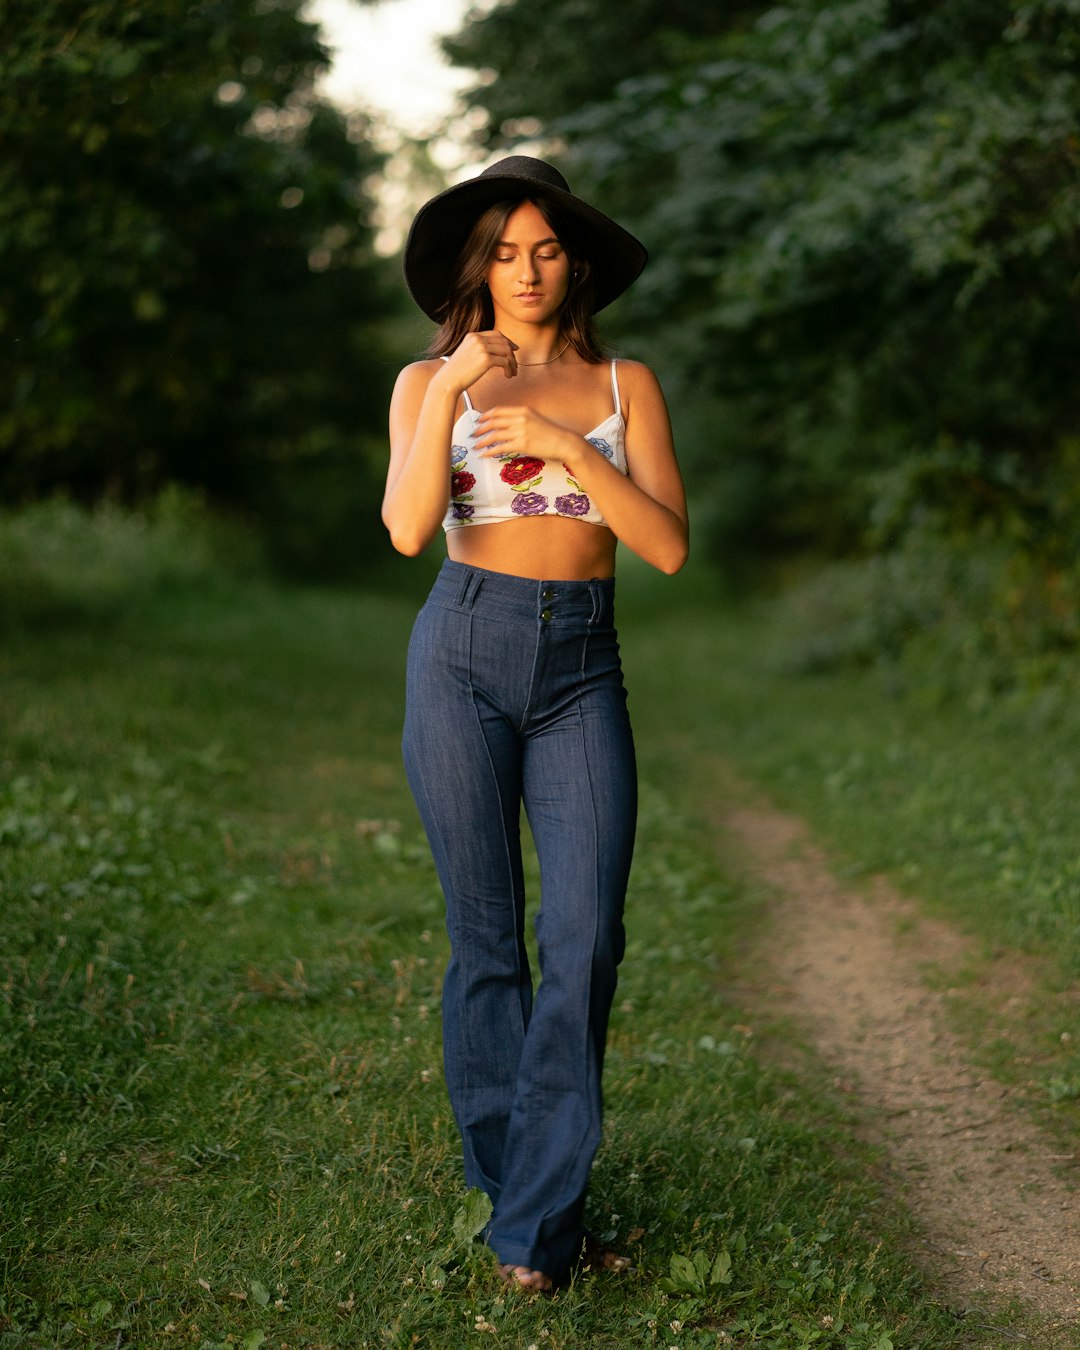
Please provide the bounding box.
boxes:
[425,196,607,363]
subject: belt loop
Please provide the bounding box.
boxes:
[460,571,484,610]
[589,579,601,625]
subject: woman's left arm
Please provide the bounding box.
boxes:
[474,361,689,574]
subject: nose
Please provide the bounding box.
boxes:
[518,256,539,285]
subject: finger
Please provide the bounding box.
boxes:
[473,430,512,451]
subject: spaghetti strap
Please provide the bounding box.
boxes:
[441,356,475,411]
[610,359,621,416]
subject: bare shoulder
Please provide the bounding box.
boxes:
[612,357,669,411]
[392,357,444,399]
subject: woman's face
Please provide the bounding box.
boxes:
[485,201,572,325]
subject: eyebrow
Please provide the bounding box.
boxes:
[496,236,562,249]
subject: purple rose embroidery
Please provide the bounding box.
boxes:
[451,502,475,522]
[555,493,590,517]
[586,436,615,460]
[511,491,549,516]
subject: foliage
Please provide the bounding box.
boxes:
[629,553,1080,994]
[442,0,765,143]
[0,562,964,1347]
[0,490,264,631]
[0,0,395,575]
[444,0,1080,660]
[769,525,1080,684]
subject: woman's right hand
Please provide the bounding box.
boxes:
[434,330,519,394]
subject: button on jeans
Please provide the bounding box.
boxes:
[403,559,637,1279]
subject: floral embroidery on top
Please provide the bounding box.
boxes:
[586,436,615,460]
[512,491,549,516]
[555,462,591,518]
[499,456,545,487]
[496,456,548,516]
[441,361,626,531]
[451,470,475,498]
[448,446,477,522]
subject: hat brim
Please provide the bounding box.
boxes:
[403,171,648,321]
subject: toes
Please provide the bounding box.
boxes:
[581,1240,636,1274]
[497,1263,554,1294]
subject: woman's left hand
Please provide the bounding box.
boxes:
[473,406,580,465]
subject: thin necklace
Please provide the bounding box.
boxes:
[517,339,570,367]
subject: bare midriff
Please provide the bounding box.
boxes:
[446,516,618,581]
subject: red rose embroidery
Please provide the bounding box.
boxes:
[451,471,476,498]
[500,457,544,486]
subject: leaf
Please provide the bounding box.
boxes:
[668,1253,701,1290]
[242,1332,265,1350]
[711,1249,733,1285]
[451,1188,493,1247]
[249,1280,270,1307]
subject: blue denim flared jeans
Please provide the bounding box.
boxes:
[402,559,637,1279]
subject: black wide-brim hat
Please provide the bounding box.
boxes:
[402,155,648,321]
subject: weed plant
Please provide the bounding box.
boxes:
[0,520,961,1348]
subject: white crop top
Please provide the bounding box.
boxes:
[443,359,628,531]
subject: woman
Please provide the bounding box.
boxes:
[384,156,688,1293]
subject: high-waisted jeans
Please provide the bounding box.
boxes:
[402,558,637,1278]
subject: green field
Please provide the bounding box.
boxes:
[4,528,1075,1348]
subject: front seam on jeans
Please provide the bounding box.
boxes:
[516,616,542,736]
[548,681,604,1210]
[465,614,530,1047]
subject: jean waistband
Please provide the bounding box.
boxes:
[428,558,616,628]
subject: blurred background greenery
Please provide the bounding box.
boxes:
[3,0,1080,678]
[4,9,1080,1343]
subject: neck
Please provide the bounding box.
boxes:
[496,318,568,368]
[516,337,571,367]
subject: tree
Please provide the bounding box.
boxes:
[442,0,765,145]
[0,0,396,574]
[443,0,1080,580]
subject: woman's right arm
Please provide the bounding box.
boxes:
[382,334,519,557]
[383,361,458,557]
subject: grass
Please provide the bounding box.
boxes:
[623,562,1080,1126]
[0,532,968,1348]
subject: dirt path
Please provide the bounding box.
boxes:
[719,793,1080,1345]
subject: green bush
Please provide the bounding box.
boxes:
[0,488,264,630]
[770,525,1080,696]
